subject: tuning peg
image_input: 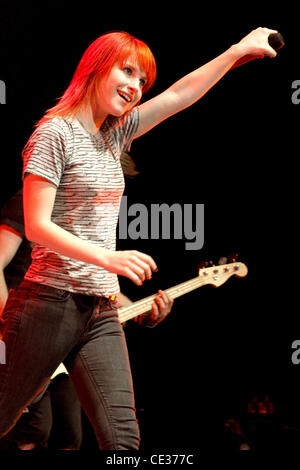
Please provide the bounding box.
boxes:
[227,253,239,263]
[218,256,228,265]
[198,261,209,269]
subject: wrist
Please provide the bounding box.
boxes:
[228,43,245,61]
[94,246,112,269]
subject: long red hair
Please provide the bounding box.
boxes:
[37,31,157,126]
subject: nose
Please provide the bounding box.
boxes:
[128,77,140,93]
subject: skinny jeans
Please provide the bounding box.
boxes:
[0,280,140,450]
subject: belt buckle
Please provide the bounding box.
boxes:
[103,295,116,301]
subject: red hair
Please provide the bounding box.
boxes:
[37,31,157,126]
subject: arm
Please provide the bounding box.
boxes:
[23,174,157,286]
[135,27,278,137]
[0,226,23,317]
[117,292,133,308]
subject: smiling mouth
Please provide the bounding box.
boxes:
[118,91,132,103]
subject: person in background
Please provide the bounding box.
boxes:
[0,190,82,451]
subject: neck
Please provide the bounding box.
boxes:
[76,105,108,135]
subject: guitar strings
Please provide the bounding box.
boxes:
[118,264,245,323]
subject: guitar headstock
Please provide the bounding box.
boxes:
[198,257,248,287]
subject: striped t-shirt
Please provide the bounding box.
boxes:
[22,107,139,296]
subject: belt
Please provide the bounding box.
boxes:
[103,295,116,301]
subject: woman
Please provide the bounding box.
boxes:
[0,28,277,450]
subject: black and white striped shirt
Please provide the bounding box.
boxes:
[22,108,139,296]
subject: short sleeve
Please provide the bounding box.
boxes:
[22,119,69,187]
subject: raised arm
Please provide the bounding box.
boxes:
[135,27,278,138]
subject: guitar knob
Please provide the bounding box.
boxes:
[198,261,209,269]
[227,253,239,263]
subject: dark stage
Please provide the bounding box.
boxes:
[0,0,299,454]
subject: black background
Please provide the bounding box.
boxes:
[0,0,299,452]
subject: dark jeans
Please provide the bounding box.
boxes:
[0,373,82,450]
[0,389,52,450]
[48,373,83,450]
[0,280,139,450]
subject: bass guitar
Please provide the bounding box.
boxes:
[118,261,248,323]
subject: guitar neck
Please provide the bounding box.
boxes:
[118,262,247,323]
[118,276,204,324]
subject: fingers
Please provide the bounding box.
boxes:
[118,250,158,286]
[144,291,173,326]
[263,27,278,36]
[130,253,157,281]
[153,290,174,318]
[155,290,173,313]
[139,290,174,328]
[248,27,275,58]
[151,301,159,320]
[238,26,279,60]
[258,27,278,57]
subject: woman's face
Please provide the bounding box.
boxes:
[95,55,147,119]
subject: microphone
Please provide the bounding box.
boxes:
[268,32,285,51]
[230,32,285,69]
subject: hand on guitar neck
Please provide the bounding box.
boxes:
[117,290,174,328]
[118,259,248,325]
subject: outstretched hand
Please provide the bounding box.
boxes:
[235,27,278,60]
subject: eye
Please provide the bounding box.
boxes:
[122,64,146,89]
[123,66,133,76]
